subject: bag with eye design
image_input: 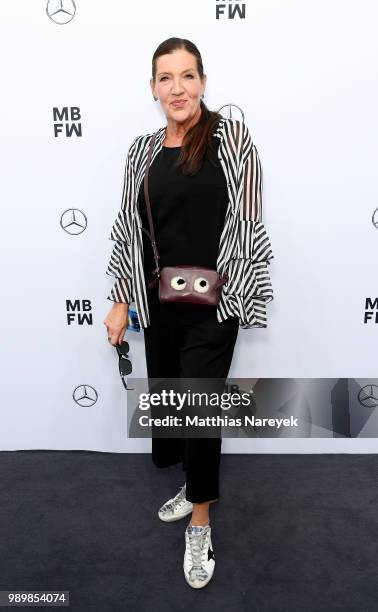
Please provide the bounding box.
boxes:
[141,131,229,306]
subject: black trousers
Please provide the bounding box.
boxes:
[143,285,239,503]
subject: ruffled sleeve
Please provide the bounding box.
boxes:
[106,211,133,303]
[106,137,139,304]
[222,129,275,329]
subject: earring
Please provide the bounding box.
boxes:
[153,96,158,101]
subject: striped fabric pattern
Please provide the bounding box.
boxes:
[106,118,274,329]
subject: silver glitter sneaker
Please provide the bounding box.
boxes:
[158,483,193,522]
[183,524,215,589]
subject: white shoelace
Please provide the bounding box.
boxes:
[188,531,206,567]
[187,528,210,581]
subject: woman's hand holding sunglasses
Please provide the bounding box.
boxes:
[103,302,129,346]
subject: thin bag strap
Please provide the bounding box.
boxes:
[143,132,161,284]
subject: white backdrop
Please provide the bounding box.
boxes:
[1,0,378,452]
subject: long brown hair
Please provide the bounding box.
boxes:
[152,37,223,176]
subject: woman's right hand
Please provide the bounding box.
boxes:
[103,302,129,346]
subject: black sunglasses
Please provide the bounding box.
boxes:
[114,341,133,390]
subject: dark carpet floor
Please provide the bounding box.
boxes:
[0,451,377,612]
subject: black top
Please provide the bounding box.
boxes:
[137,134,229,289]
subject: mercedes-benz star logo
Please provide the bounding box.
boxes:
[73,385,98,407]
[217,103,245,123]
[358,385,378,408]
[46,0,76,25]
[60,209,87,235]
[372,208,378,229]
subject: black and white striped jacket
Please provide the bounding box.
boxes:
[106,117,274,329]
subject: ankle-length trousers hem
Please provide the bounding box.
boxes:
[143,285,239,503]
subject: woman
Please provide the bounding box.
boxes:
[103,37,274,589]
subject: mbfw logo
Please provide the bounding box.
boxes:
[46,0,76,24]
[60,209,87,235]
[53,107,82,138]
[66,300,93,326]
[364,298,378,324]
[73,385,98,407]
[216,0,245,20]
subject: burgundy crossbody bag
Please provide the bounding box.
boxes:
[142,132,229,306]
